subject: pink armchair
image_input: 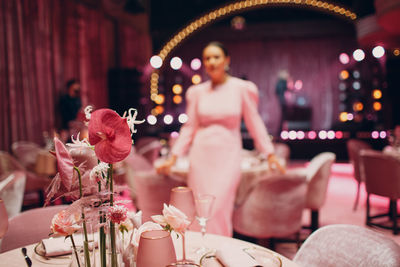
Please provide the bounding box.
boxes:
[359,149,400,235]
[232,173,307,249]
[294,224,400,267]
[0,204,68,252]
[346,139,372,210]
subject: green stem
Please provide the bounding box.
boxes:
[99,181,106,267]
[108,164,117,267]
[74,166,91,267]
[70,235,81,267]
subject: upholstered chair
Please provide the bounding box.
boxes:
[136,137,163,164]
[0,198,8,239]
[346,139,372,210]
[0,171,26,218]
[232,173,307,249]
[359,149,400,235]
[302,152,336,232]
[293,224,400,267]
[0,205,68,252]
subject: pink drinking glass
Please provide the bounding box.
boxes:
[0,199,8,238]
[136,230,176,267]
[169,186,196,263]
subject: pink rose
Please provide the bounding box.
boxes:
[51,210,80,236]
[151,204,190,234]
[132,221,163,247]
[88,109,132,163]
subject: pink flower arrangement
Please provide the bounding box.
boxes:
[151,204,191,235]
[107,205,128,224]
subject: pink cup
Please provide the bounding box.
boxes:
[136,230,177,267]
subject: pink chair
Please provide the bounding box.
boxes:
[232,173,307,249]
[0,198,8,239]
[293,224,400,267]
[302,152,336,232]
[0,171,26,218]
[0,204,68,252]
[9,144,52,207]
[359,149,400,235]
[136,137,163,164]
[346,139,372,210]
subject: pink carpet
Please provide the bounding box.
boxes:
[273,162,400,259]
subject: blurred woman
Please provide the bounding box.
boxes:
[157,41,280,236]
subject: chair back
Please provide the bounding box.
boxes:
[293,224,400,267]
[0,151,24,175]
[346,139,372,183]
[360,149,400,199]
[0,198,8,238]
[11,141,42,169]
[233,173,307,238]
[136,137,163,164]
[0,205,68,252]
[305,152,336,210]
[0,171,26,218]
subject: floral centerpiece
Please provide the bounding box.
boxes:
[46,106,144,267]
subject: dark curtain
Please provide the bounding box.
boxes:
[0,0,151,151]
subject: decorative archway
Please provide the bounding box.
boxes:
[149,0,357,101]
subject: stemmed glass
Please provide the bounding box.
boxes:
[194,194,215,255]
[0,198,8,239]
[169,186,196,263]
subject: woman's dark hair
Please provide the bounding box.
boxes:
[66,79,79,89]
[205,41,229,57]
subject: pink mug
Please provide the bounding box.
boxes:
[136,230,177,267]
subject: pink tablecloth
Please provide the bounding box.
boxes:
[0,231,299,267]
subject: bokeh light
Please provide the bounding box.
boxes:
[373,101,382,111]
[339,112,348,122]
[308,131,317,140]
[190,58,202,70]
[353,49,365,61]
[353,102,364,112]
[150,55,163,69]
[372,46,385,58]
[154,94,165,105]
[294,80,303,90]
[192,74,202,84]
[163,114,173,124]
[178,113,188,123]
[170,57,183,70]
[146,115,157,125]
[372,89,382,99]
[288,130,297,140]
[172,84,183,94]
[339,53,350,64]
[173,95,182,104]
[339,70,349,80]
[280,131,289,140]
[318,130,327,139]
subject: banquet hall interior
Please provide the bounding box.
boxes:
[2,0,400,265]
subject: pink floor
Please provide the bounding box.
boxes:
[274,162,400,259]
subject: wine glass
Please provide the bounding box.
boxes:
[194,194,215,254]
[0,198,8,238]
[169,186,196,263]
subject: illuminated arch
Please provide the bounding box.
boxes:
[150,0,357,102]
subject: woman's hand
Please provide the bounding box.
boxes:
[156,155,177,175]
[267,154,286,174]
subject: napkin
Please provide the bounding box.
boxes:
[215,243,260,267]
[40,234,98,257]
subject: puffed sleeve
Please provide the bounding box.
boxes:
[242,81,275,156]
[170,86,199,156]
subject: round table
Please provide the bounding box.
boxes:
[0,231,299,266]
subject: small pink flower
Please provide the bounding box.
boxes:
[88,109,132,163]
[151,204,190,234]
[132,222,163,247]
[107,205,128,224]
[51,210,80,236]
[54,137,75,191]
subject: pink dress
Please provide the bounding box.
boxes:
[171,77,274,236]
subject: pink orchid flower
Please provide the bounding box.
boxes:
[151,204,191,235]
[51,210,81,237]
[88,109,132,163]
